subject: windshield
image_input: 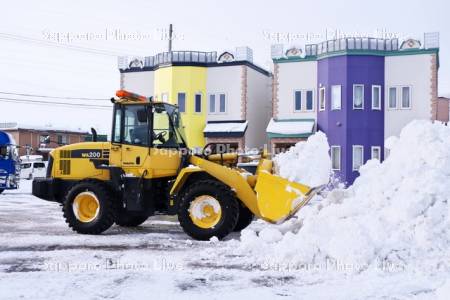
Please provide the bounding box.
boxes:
[0,145,18,161]
[112,103,186,148]
[152,103,186,148]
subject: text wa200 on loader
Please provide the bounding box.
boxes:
[32,90,322,240]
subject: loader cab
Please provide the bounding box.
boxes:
[111,102,187,150]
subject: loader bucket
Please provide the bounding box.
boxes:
[255,171,319,223]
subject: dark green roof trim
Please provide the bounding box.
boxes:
[273,48,439,64]
[268,132,313,139]
[272,118,315,122]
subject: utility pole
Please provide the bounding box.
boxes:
[168,24,173,52]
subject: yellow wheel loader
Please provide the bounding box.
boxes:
[32,90,322,240]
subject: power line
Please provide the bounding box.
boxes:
[0,97,112,110]
[0,32,135,57]
[0,91,109,101]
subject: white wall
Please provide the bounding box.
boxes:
[206,66,242,121]
[384,54,433,138]
[121,71,154,97]
[276,61,317,120]
[246,67,272,149]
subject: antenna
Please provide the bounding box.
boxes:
[168,24,173,52]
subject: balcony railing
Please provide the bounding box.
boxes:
[304,37,399,57]
[119,51,218,70]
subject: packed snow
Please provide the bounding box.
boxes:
[273,131,331,187]
[2,120,450,299]
[203,121,248,133]
[235,120,450,280]
[266,118,315,135]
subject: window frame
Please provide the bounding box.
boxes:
[400,86,412,109]
[305,89,314,111]
[177,92,186,113]
[294,90,302,112]
[352,145,364,171]
[319,87,326,111]
[371,146,381,161]
[208,93,216,114]
[194,93,202,113]
[371,85,381,110]
[331,85,342,111]
[218,93,227,113]
[331,145,341,171]
[353,84,364,110]
[387,86,397,109]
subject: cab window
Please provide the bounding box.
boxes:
[123,105,149,146]
[153,106,179,148]
[34,162,45,168]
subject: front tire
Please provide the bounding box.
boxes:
[178,180,239,241]
[62,181,117,234]
[115,209,148,227]
[233,202,254,232]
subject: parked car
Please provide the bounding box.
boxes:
[20,155,46,180]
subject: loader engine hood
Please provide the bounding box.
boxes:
[48,142,112,179]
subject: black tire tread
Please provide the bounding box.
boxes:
[178,179,239,241]
[234,202,254,232]
[62,180,117,234]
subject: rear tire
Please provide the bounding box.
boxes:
[178,179,239,241]
[233,202,254,232]
[62,181,117,234]
[115,210,148,227]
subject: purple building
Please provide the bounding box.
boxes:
[317,55,385,183]
[269,33,440,185]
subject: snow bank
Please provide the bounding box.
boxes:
[239,120,450,273]
[273,131,331,187]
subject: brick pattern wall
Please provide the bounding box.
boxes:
[240,66,248,120]
[205,137,245,151]
[430,54,439,120]
[269,137,306,154]
[272,63,279,118]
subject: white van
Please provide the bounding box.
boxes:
[20,155,46,180]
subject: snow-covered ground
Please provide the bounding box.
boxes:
[0,184,445,300]
[1,121,450,299]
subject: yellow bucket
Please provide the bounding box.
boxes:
[255,172,316,223]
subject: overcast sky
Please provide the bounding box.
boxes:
[0,0,448,135]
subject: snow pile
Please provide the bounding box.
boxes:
[273,131,331,187]
[239,120,450,272]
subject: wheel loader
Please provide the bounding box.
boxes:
[32,90,322,240]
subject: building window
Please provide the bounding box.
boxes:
[208,93,227,114]
[39,135,49,144]
[306,90,314,111]
[294,91,302,111]
[401,86,411,109]
[194,94,202,113]
[388,87,397,109]
[372,85,381,110]
[209,94,216,113]
[371,146,381,160]
[219,94,226,113]
[57,135,68,145]
[177,93,186,112]
[161,93,169,102]
[319,87,326,111]
[352,145,364,171]
[331,146,341,170]
[353,84,364,109]
[331,85,341,110]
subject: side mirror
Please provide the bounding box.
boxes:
[137,109,148,123]
[0,146,6,157]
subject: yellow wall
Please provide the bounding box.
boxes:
[154,66,207,148]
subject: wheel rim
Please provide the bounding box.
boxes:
[72,191,100,223]
[189,195,222,229]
